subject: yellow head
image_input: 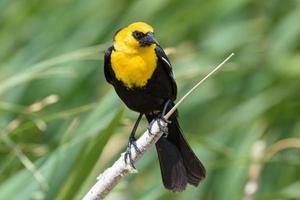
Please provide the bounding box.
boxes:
[113,22,158,53]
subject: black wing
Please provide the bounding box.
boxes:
[104,46,114,84]
[155,45,177,100]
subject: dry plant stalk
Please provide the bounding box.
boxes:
[243,138,300,200]
[0,94,59,191]
[82,53,234,200]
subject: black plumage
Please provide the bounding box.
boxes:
[104,43,206,191]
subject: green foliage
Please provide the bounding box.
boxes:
[0,0,300,199]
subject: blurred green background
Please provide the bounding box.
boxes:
[1,0,300,199]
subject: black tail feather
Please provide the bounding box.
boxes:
[155,138,187,191]
[146,113,206,191]
[168,119,206,186]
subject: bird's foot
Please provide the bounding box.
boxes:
[124,136,141,169]
[147,115,170,137]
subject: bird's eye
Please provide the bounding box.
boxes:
[132,31,144,40]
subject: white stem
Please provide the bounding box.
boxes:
[82,120,166,200]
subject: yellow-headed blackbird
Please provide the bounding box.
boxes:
[104,22,206,191]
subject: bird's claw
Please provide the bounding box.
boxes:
[147,120,155,135]
[147,116,170,137]
[124,136,140,169]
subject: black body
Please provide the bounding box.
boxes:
[104,45,206,191]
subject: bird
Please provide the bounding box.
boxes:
[103,22,206,192]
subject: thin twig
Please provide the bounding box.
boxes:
[164,53,234,119]
[82,53,234,200]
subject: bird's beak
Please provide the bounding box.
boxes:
[140,32,159,46]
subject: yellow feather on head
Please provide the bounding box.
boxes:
[111,22,158,89]
[113,22,154,53]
